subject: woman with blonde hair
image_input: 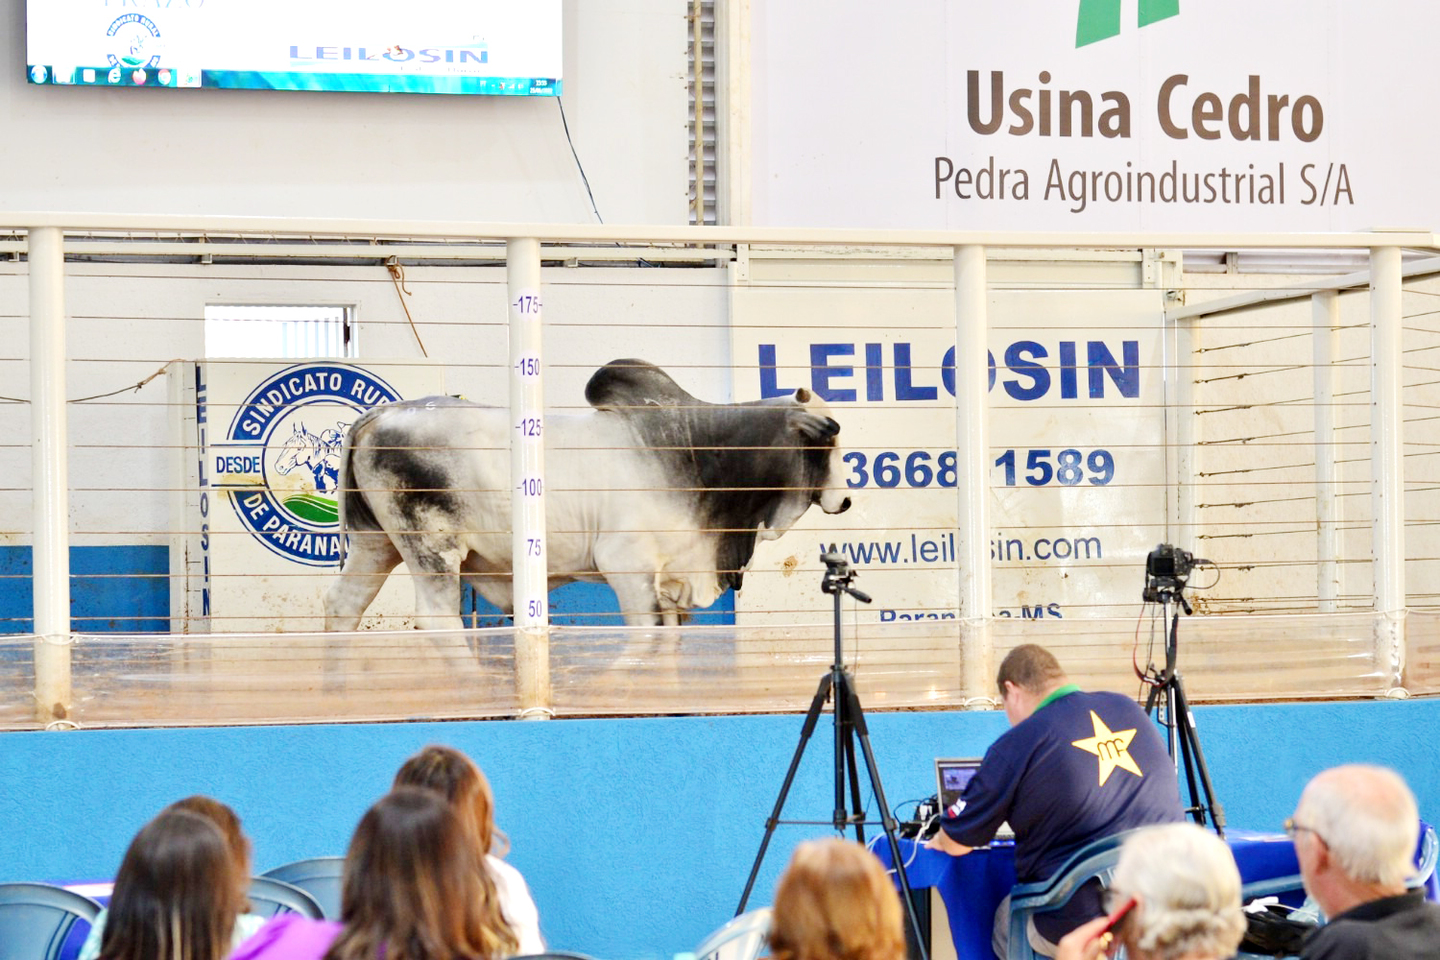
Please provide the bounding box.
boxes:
[393,744,544,953]
[231,787,518,960]
[768,838,905,960]
[1055,822,1247,960]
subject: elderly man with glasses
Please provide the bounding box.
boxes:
[1288,764,1440,959]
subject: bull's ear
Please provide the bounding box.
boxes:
[793,388,811,403]
[790,409,840,442]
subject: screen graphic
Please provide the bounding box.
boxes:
[26,1,562,96]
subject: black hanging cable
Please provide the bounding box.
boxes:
[557,98,603,225]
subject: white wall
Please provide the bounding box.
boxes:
[0,260,732,552]
[0,0,689,223]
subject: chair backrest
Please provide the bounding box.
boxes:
[509,954,602,960]
[1410,821,1438,893]
[693,907,772,960]
[247,876,326,920]
[0,882,103,960]
[1006,829,1141,960]
[259,857,344,920]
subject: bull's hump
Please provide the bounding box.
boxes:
[585,359,703,411]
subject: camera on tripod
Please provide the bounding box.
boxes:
[820,549,871,603]
[1142,543,1195,603]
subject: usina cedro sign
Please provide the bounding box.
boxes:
[170,360,445,632]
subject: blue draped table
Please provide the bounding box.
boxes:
[873,830,1302,960]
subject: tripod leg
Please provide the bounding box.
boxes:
[736,672,835,915]
[839,692,868,842]
[1170,681,1206,828]
[836,672,930,960]
[1171,674,1226,836]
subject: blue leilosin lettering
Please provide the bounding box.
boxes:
[893,343,938,400]
[1000,341,1049,400]
[811,343,856,402]
[865,343,884,401]
[1088,340,1140,397]
[758,341,1139,401]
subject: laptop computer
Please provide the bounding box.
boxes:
[935,757,1015,841]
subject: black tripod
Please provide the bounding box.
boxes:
[736,552,929,960]
[1142,584,1225,836]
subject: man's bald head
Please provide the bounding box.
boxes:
[1296,764,1419,888]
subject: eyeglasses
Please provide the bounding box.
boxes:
[1283,816,1327,846]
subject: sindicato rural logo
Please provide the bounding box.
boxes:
[217,363,401,566]
[1076,0,1179,46]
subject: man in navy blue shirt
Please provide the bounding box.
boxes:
[926,644,1184,958]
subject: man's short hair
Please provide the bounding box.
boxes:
[1298,764,1419,888]
[996,644,1066,695]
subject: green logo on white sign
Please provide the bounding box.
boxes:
[1076,0,1179,47]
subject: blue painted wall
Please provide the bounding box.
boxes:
[1,698,1436,960]
[0,546,170,633]
[0,546,733,633]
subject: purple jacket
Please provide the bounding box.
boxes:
[230,914,343,960]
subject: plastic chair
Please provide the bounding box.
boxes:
[247,876,326,919]
[0,882,103,960]
[1411,821,1438,893]
[259,856,344,919]
[693,907,772,960]
[1240,818,1439,907]
[1006,829,1143,960]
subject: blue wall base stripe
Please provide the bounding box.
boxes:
[0,546,735,634]
[0,546,170,634]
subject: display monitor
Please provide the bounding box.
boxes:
[25,1,562,96]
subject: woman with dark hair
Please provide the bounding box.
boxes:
[79,795,266,960]
[92,807,247,960]
[232,788,519,960]
[393,745,542,953]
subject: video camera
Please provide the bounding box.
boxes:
[1142,543,1196,603]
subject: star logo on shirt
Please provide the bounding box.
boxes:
[1071,710,1143,786]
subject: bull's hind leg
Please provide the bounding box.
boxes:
[395,536,468,632]
[324,532,403,631]
[390,536,493,683]
[321,533,402,694]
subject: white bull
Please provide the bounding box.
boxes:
[323,359,852,629]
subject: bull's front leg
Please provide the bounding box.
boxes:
[593,535,664,627]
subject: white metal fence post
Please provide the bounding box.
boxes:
[29,226,72,725]
[1171,316,1198,551]
[954,245,992,704]
[1312,291,1342,611]
[1369,247,1405,689]
[507,237,551,718]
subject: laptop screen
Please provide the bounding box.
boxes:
[934,757,1015,841]
[935,757,981,813]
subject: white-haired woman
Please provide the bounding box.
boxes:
[1055,823,1247,960]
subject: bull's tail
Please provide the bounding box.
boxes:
[334,406,386,568]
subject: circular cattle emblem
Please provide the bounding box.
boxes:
[221,363,401,566]
[106,15,163,69]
